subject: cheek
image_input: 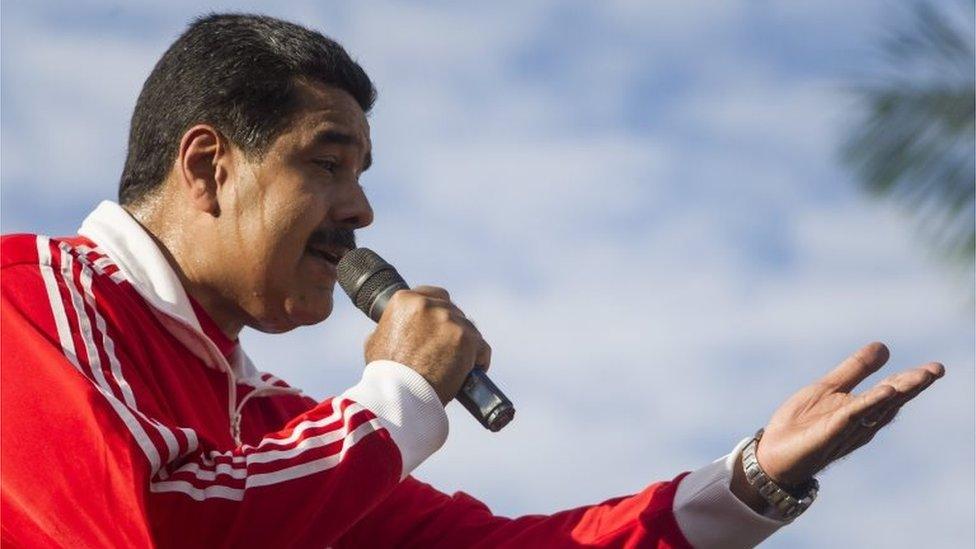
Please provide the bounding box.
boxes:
[265,211,335,305]
[244,195,317,269]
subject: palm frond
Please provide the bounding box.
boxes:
[842,0,975,271]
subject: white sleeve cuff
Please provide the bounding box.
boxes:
[673,437,790,549]
[341,360,449,480]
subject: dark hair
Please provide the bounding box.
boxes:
[118,13,376,205]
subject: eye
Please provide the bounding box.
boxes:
[314,158,339,173]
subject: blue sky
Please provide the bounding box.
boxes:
[2,1,974,546]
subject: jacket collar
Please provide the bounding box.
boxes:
[77,200,301,423]
[78,200,203,334]
[78,201,264,380]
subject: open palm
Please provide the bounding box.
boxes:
[755,342,945,486]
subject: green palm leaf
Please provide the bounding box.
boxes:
[843,1,975,272]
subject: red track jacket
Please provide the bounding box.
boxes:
[1,201,787,548]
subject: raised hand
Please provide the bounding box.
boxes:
[755,342,944,487]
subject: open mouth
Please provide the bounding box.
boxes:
[306,246,342,266]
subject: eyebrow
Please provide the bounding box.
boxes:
[311,129,372,172]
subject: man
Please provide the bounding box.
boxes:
[0,13,944,548]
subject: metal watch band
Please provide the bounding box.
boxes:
[741,429,819,521]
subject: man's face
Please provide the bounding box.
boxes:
[215,80,373,333]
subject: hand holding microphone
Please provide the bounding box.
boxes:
[365,285,488,405]
[338,248,515,431]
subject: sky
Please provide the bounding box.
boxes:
[2,1,974,547]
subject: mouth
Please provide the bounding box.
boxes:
[305,245,345,268]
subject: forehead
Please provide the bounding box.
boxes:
[283,79,370,147]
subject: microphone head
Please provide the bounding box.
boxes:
[337,248,407,319]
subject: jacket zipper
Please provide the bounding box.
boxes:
[146,309,300,446]
[231,385,303,445]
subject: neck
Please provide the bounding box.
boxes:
[123,200,245,340]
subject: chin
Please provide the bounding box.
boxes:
[251,298,334,334]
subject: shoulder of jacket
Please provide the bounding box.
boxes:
[1,233,44,269]
[1,233,128,298]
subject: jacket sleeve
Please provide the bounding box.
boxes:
[335,444,790,549]
[146,363,446,549]
[335,475,693,548]
[2,264,156,549]
[0,243,447,549]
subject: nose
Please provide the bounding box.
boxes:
[334,181,374,229]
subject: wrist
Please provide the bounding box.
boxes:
[731,448,770,515]
[739,429,820,520]
[755,435,814,488]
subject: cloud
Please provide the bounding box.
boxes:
[3,1,973,547]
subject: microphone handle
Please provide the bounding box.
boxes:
[368,283,515,432]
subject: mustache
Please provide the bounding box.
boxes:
[307,227,357,253]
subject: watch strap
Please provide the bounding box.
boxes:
[741,429,819,520]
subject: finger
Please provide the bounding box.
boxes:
[830,365,943,461]
[830,398,906,463]
[455,314,490,372]
[449,308,479,332]
[870,365,942,420]
[864,403,900,433]
[412,285,451,302]
[830,382,898,434]
[827,402,898,464]
[869,364,942,420]
[884,363,943,403]
[830,383,898,444]
[388,289,450,314]
[475,340,492,373]
[926,362,946,378]
[829,422,887,463]
[819,342,890,393]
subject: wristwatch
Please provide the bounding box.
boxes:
[741,429,819,521]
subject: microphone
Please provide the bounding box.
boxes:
[337,248,515,432]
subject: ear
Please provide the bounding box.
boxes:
[176,124,232,216]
